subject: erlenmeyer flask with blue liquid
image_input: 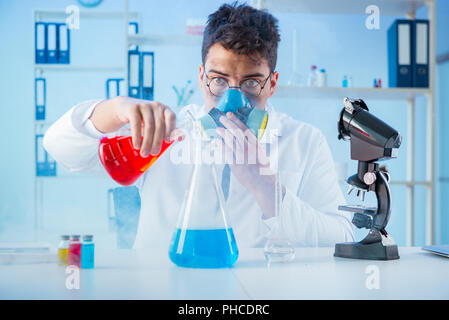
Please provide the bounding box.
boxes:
[168,127,238,268]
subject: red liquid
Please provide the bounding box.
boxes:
[98,136,174,186]
[68,242,81,267]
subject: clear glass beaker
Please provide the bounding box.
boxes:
[264,171,295,265]
[168,128,238,268]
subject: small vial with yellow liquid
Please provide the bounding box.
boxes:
[58,235,70,266]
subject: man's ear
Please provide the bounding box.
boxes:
[199,64,204,90]
[268,71,279,98]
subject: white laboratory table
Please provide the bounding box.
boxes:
[0,247,447,300]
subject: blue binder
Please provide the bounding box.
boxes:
[412,20,429,88]
[35,22,47,63]
[106,78,124,99]
[128,51,141,98]
[128,22,139,53]
[46,23,58,63]
[36,134,56,176]
[57,23,70,64]
[141,52,154,100]
[35,78,46,120]
[388,19,413,87]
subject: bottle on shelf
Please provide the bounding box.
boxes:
[348,75,354,88]
[317,69,327,87]
[307,65,318,87]
[342,75,348,88]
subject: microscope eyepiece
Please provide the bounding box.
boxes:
[338,97,402,162]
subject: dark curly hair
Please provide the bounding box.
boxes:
[201,2,280,72]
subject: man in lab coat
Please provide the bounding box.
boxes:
[44,3,354,248]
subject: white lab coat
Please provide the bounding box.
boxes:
[43,99,354,248]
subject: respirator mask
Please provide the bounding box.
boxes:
[198,89,268,140]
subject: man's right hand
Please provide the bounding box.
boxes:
[89,96,176,157]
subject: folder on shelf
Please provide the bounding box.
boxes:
[128,51,141,98]
[412,20,429,88]
[35,22,47,63]
[128,22,139,53]
[35,78,46,121]
[141,52,154,100]
[35,134,56,177]
[388,19,413,87]
[57,23,70,64]
[106,78,124,99]
[106,79,118,99]
[46,23,58,64]
[119,78,126,97]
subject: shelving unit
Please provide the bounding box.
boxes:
[250,0,429,15]
[34,9,139,20]
[128,34,202,46]
[34,65,125,73]
[32,7,140,241]
[251,0,437,246]
[275,86,432,100]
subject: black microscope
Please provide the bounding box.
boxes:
[334,97,402,260]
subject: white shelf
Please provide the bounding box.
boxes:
[128,34,202,46]
[34,10,139,21]
[36,175,110,180]
[274,86,431,100]
[34,121,52,130]
[390,180,432,187]
[254,0,427,15]
[34,64,124,73]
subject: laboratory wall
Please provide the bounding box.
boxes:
[0,0,448,248]
[438,61,449,244]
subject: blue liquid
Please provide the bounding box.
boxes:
[169,228,239,268]
[81,243,95,269]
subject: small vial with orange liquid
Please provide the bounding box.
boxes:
[57,235,70,266]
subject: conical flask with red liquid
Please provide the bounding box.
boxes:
[98,111,194,185]
[168,128,238,268]
[98,135,173,186]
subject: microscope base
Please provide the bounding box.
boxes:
[334,241,399,260]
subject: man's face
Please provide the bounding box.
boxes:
[198,43,279,112]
